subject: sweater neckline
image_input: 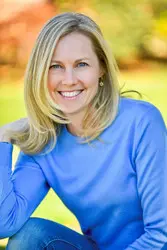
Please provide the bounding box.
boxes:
[62,125,85,145]
[63,124,81,139]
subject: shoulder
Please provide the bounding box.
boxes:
[115,97,166,136]
[118,97,164,124]
[119,97,158,114]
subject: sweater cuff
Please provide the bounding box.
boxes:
[0,142,13,167]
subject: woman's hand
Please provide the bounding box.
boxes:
[0,118,28,143]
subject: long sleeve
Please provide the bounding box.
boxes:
[0,143,50,239]
[125,106,167,249]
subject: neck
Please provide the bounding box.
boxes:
[65,109,86,136]
[66,123,83,136]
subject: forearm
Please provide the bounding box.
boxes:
[125,231,167,250]
[0,143,49,238]
[127,106,167,249]
[0,142,15,237]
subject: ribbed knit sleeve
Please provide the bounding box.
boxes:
[125,106,167,249]
[0,143,50,239]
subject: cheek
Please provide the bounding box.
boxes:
[47,73,58,92]
[47,76,57,102]
[87,76,99,91]
[79,71,99,89]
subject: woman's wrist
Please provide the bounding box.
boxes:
[0,134,11,143]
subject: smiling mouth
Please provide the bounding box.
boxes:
[58,90,84,99]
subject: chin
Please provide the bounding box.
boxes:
[61,107,86,116]
[63,110,81,115]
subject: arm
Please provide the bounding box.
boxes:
[125,106,167,250]
[0,142,50,239]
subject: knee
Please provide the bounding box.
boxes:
[6,217,45,250]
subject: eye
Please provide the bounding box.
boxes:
[49,64,62,69]
[77,62,89,67]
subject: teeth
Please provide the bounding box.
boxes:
[60,90,82,97]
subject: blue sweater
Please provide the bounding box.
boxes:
[0,97,167,249]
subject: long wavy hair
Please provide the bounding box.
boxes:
[7,12,137,155]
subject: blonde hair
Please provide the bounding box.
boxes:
[8,12,120,155]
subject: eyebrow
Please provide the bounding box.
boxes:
[51,57,90,63]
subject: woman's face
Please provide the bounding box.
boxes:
[48,32,103,117]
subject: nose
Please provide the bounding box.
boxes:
[62,69,77,85]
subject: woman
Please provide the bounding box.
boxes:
[0,12,166,250]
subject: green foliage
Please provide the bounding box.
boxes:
[92,1,153,59]
[154,10,167,38]
[149,0,167,17]
[52,0,167,61]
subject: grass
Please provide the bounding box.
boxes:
[0,66,166,248]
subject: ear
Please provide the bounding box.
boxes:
[99,67,105,78]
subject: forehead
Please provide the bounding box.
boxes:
[52,32,96,60]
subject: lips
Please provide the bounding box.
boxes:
[60,90,82,97]
[57,89,84,99]
[58,90,84,93]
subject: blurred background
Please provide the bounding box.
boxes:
[0,0,167,248]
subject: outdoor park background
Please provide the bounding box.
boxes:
[0,0,167,248]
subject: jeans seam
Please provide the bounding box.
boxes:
[42,238,82,250]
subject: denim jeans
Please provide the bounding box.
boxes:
[6,217,99,250]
